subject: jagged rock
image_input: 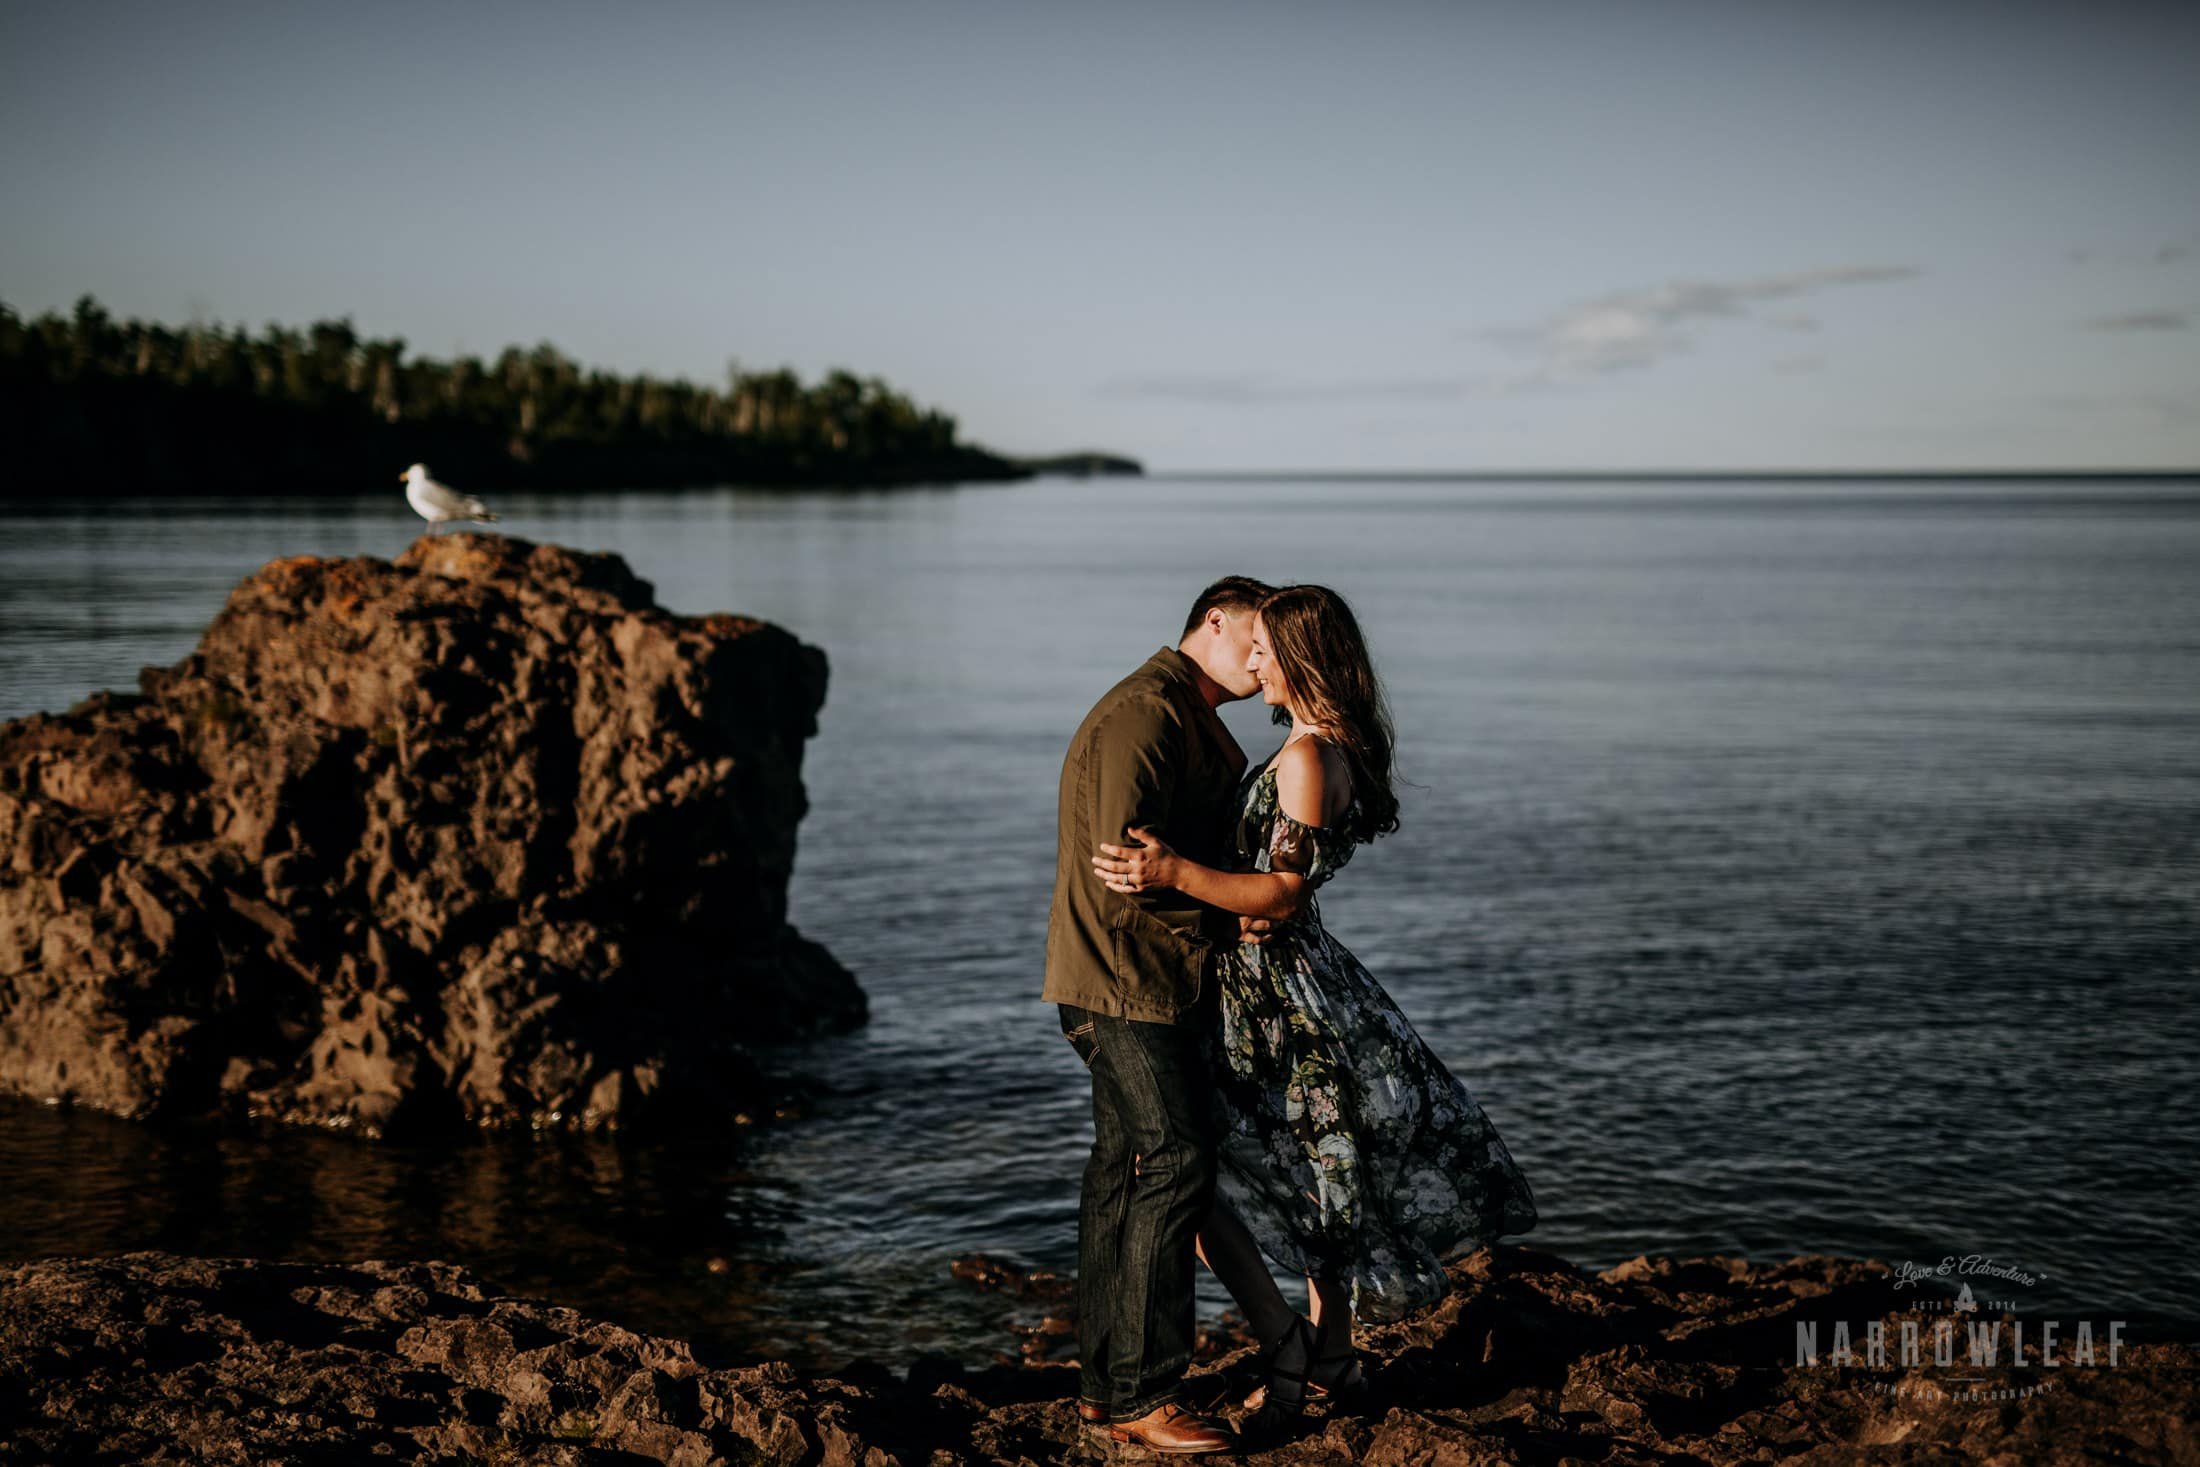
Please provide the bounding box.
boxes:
[0,533,863,1136]
[2,1247,2192,1465]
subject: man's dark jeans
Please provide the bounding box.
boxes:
[1058,1002,1219,1423]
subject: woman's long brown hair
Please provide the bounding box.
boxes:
[1258,584,1401,842]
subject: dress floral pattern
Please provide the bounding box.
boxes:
[1209,745,1540,1323]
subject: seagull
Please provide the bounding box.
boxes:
[400,463,500,535]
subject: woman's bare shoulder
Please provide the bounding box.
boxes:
[1275,733,1353,826]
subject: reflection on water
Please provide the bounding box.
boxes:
[3,477,2199,1361]
[0,1095,1017,1368]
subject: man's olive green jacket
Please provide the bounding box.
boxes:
[1043,647,1247,1024]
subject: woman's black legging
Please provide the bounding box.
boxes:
[1196,1191,1298,1346]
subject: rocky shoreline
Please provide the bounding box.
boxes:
[0,534,863,1138]
[3,1246,2191,1465]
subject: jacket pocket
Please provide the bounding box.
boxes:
[1108,901,1207,1014]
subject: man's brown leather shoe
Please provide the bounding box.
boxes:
[1108,1402,1236,1454]
[1076,1399,1108,1425]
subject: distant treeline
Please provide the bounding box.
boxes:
[0,296,1027,495]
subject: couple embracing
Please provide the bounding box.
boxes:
[1043,577,1540,1453]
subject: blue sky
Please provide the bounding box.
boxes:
[3,0,2195,470]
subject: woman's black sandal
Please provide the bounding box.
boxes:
[1181,1355,1264,1415]
[1234,1316,1317,1448]
[1307,1344,1371,1414]
[1182,1315,1298,1415]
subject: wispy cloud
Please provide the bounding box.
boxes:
[1466,265,1919,391]
[1100,264,1918,407]
[2065,233,2200,268]
[2082,308,2190,332]
[1095,373,1472,405]
[2024,391,2198,430]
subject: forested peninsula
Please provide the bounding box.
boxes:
[0,296,1043,495]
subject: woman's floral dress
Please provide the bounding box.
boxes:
[1209,744,1540,1323]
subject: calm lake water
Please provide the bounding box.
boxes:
[3,476,2198,1364]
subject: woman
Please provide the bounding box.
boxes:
[1093,584,1539,1438]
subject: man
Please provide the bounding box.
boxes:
[1045,574,1274,1453]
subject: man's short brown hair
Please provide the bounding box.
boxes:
[1182,575,1277,635]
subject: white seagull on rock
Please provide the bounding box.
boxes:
[400,463,500,535]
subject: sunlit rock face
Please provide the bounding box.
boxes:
[0,532,863,1136]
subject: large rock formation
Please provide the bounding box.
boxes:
[1,1247,2191,1465]
[0,533,863,1135]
